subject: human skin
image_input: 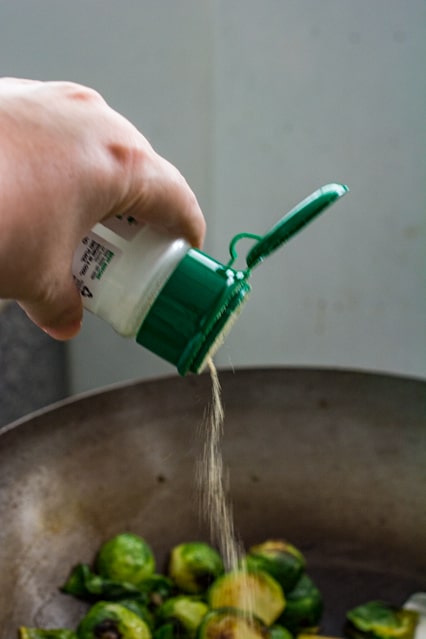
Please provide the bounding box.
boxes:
[0,78,205,339]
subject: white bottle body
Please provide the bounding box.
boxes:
[72,215,189,337]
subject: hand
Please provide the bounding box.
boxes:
[0,78,205,339]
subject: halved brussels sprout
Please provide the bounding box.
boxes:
[197,608,269,639]
[77,601,151,639]
[156,595,209,638]
[345,601,419,639]
[245,541,305,593]
[118,599,155,630]
[19,630,77,639]
[277,574,323,633]
[208,569,285,626]
[95,533,155,587]
[168,542,224,594]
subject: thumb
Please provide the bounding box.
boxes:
[18,277,83,340]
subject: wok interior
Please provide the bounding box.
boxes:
[0,368,425,636]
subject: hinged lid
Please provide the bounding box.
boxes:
[240,183,348,270]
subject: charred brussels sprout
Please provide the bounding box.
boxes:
[156,595,209,638]
[19,632,76,639]
[277,574,323,633]
[96,533,156,587]
[208,569,285,626]
[345,601,419,639]
[197,608,269,638]
[245,540,305,593]
[62,564,171,618]
[77,601,151,639]
[62,563,142,600]
[168,542,224,594]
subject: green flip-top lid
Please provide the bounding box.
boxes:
[136,183,349,375]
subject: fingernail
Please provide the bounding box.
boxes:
[41,318,82,341]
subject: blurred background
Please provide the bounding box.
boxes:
[0,0,425,426]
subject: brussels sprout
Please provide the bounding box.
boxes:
[270,625,294,639]
[277,574,323,633]
[168,542,224,594]
[156,595,209,638]
[138,575,176,610]
[118,599,155,630]
[197,608,269,638]
[62,563,143,600]
[245,540,306,593]
[96,533,156,587]
[19,630,77,639]
[77,601,151,639]
[345,601,419,639]
[208,569,285,626]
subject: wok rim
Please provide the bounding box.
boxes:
[1,364,424,438]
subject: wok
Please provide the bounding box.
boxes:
[0,367,425,636]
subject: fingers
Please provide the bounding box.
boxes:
[18,276,83,341]
[118,148,206,249]
[150,155,206,249]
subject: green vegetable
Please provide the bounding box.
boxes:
[277,574,323,633]
[96,533,156,587]
[153,624,175,639]
[19,630,77,639]
[77,601,151,639]
[245,540,305,593]
[138,575,176,610]
[18,534,328,639]
[270,625,294,639]
[118,599,155,629]
[208,569,285,626]
[62,563,143,600]
[345,601,419,639]
[168,542,224,594]
[62,564,173,616]
[197,608,269,638]
[156,595,209,638]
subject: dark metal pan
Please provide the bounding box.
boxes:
[0,368,425,636]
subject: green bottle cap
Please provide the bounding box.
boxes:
[136,251,251,375]
[136,183,348,375]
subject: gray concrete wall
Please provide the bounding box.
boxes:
[0,304,67,427]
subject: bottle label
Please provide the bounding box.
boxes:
[101,214,144,240]
[72,232,122,301]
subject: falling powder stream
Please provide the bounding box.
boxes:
[196,358,255,619]
[196,358,243,571]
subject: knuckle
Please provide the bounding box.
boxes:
[107,141,135,168]
[51,81,105,104]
